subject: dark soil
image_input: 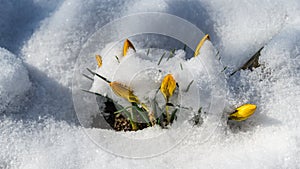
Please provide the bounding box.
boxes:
[95,95,149,131]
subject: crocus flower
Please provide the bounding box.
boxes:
[160,74,176,102]
[229,104,257,121]
[109,81,139,103]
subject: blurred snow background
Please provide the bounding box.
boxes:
[0,0,299,168]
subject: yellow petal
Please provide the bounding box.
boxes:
[95,55,102,67]
[160,74,176,101]
[194,34,210,57]
[109,81,139,103]
[123,39,136,56]
[229,104,257,121]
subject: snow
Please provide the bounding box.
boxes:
[0,48,31,114]
[0,0,63,52]
[0,0,300,168]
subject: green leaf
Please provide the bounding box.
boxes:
[147,48,150,56]
[166,48,176,61]
[170,108,178,123]
[115,55,120,63]
[157,52,166,65]
[185,80,194,92]
[113,106,133,114]
[132,103,151,125]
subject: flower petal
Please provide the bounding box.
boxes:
[160,74,176,101]
[95,55,102,67]
[123,39,136,56]
[194,34,210,57]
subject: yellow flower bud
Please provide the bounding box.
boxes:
[109,81,139,103]
[123,39,136,56]
[194,34,210,57]
[229,104,257,121]
[95,55,102,67]
[160,74,176,101]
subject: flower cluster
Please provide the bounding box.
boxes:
[84,37,257,131]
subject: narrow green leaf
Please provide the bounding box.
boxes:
[132,105,150,125]
[185,80,194,92]
[113,106,133,114]
[197,107,202,114]
[216,51,221,60]
[221,66,227,73]
[115,55,120,63]
[82,73,93,81]
[86,68,111,83]
[81,89,103,97]
[166,49,176,61]
[157,52,166,65]
[113,103,133,123]
[170,108,178,123]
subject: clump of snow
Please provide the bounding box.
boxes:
[0,48,31,113]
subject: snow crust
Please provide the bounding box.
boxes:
[0,0,300,168]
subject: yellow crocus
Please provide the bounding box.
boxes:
[109,81,139,103]
[160,74,177,124]
[123,39,136,56]
[194,34,210,57]
[160,74,176,102]
[229,104,257,121]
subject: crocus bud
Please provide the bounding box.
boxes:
[160,74,176,101]
[229,104,257,121]
[109,81,139,103]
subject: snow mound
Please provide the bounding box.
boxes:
[0,0,62,52]
[19,0,130,122]
[22,0,129,87]
[0,118,97,169]
[0,48,31,113]
[225,23,300,167]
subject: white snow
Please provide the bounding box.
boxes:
[0,48,31,114]
[0,0,300,168]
